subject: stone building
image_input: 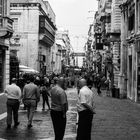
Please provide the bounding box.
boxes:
[55,29,73,74]
[120,0,140,102]
[110,0,122,91]
[10,0,56,75]
[93,0,112,80]
[93,0,123,95]
[0,0,13,91]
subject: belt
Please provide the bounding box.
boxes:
[8,98,19,101]
[24,98,36,100]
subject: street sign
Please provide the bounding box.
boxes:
[73,52,85,57]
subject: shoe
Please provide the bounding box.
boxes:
[27,124,32,128]
[7,125,11,129]
[14,122,20,127]
[42,108,45,111]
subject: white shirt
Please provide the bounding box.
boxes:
[77,86,95,112]
[5,83,21,100]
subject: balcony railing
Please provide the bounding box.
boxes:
[0,16,13,38]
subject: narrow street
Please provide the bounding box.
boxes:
[1,88,140,140]
[0,88,78,140]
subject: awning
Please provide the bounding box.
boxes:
[19,65,39,73]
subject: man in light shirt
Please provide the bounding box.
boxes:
[4,78,21,129]
[76,78,96,140]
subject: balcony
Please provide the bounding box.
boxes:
[0,17,13,38]
[39,15,56,46]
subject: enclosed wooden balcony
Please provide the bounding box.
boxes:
[0,16,13,38]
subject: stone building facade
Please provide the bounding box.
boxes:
[55,29,73,74]
[110,0,122,91]
[93,0,123,95]
[120,0,140,102]
[10,0,56,75]
[0,0,13,91]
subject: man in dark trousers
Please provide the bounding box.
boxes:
[22,76,40,128]
[76,78,96,140]
[50,77,68,140]
[4,78,21,129]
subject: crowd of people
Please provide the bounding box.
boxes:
[3,71,111,140]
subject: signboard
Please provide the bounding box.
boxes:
[73,52,85,57]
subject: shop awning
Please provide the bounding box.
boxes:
[19,65,39,73]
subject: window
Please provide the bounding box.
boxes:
[128,13,135,31]
[12,18,18,32]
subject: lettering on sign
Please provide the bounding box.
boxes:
[73,53,85,57]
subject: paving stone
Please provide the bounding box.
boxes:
[1,87,140,139]
[0,88,78,140]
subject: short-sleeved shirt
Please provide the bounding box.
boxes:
[5,83,21,100]
[50,85,68,111]
[77,86,95,112]
[23,83,40,101]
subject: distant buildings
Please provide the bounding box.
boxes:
[55,29,74,74]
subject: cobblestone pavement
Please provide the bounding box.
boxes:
[1,88,140,140]
[0,88,78,140]
[92,88,140,140]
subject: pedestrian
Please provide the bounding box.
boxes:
[34,76,41,110]
[76,78,96,140]
[86,73,93,89]
[96,74,102,95]
[4,78,22,129]
[22,75,40,128]
[104,77,111,96]
[40,83,51,111]
[50,77,68,140]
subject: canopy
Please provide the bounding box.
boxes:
[74,68,81,71]
[19,65,39,73]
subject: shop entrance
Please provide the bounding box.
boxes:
[0,50,4,92]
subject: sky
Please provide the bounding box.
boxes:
[47,0,98,66]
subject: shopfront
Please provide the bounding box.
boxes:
[0,49,5,92]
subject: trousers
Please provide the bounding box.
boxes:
[42,94,50,109]
[6,99,20,125]
[76,110,93,140]
[23,99,36,125]
[50,110,66,140]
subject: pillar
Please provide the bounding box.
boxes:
[119,4,127,98]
